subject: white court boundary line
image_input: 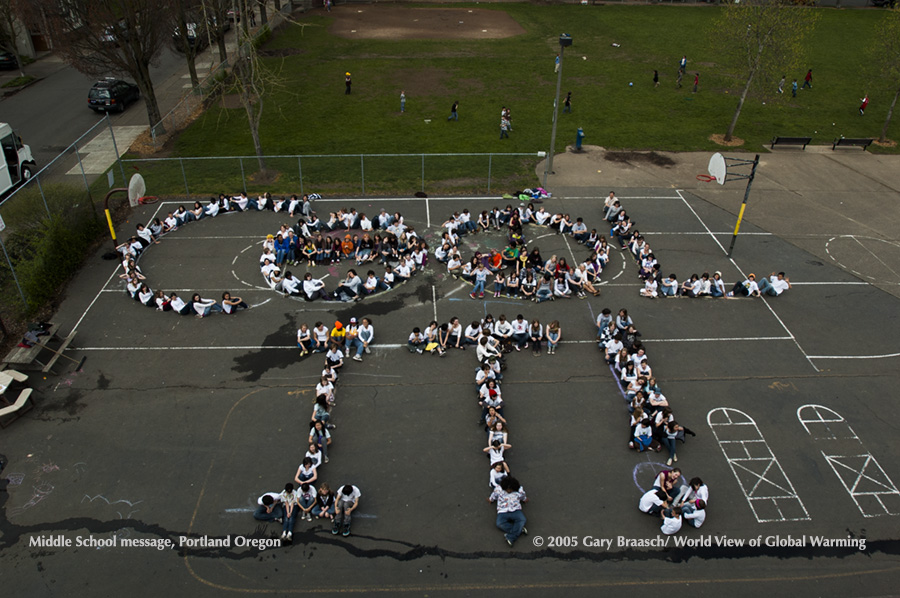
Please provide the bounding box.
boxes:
[675,189,820,372]
[797,405,900,517]
[708,407,810,523]
[807,351,900,360]
[71,336,794,351]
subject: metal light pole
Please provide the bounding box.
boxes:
[543,34,572,189]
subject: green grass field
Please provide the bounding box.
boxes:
[140,3,897,195]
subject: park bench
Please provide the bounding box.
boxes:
[770,136,812,150]
[2,326,77,373]
[0,388,34,428]
[832,137,873,151]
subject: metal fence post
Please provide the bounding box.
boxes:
[421,154,425,193]
[239,158,247,195]
[360,155,365,196]
[0,235,27,307]
[35,175,51,217]
[106,113,127,186]
[180,158,190,197]
[298,157,303,196]
[72,140,93,201]
[488,154,493,195]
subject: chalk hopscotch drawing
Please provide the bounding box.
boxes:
[707,407,810,523]
[797,404,900,518]
[81,494,144,519]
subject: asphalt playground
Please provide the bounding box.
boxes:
[1,147,899,596]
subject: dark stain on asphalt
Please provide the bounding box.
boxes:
[231,280,434,382]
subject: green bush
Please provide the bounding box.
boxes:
[0,183,103,316]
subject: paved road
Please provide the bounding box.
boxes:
[0,43,230,168]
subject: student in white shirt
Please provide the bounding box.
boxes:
[757,271,792,297]
[312,322,330,353]
[483,439,511,472]
[303,273,330,301]
[254,492,284,522]
[727,273,761,297]
[638,489,666,515]
[222,292,248,313]
[510,315,529,351]
[204,197,220,218]
[660,507,682,535]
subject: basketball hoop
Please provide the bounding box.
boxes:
[128,174,146,207]
[696,174,717,183]
[707,152,727,185]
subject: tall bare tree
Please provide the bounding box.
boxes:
[874,7,900,143]
[27,0,169,128]
[714,0,818,142]
[0,0,26,78]
[171,0,201,88]
[229,22,280,180]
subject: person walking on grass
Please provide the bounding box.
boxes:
[500,114,510,139]
[777,75,785,94]
[802,69,812,89]
[555,53,560,73]
[859,93,869,116]
[792,79,798,97]
[400,90,406,113]
[448,100,459,121]
[345,72,352,95]
[653,70,659,88]
[693,73,699,93]
[563,91,572,113]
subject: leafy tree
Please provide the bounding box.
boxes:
[873,7,900,142]
[27,0,169,128]
[714,0,819,142]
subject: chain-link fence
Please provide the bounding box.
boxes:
[0,116,126,317]
[121,152,544,199]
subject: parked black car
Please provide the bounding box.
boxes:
[88,78,141,112]
[0,52,18,70]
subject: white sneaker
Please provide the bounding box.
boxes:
[353,355,362,362]
[365,347,371,354]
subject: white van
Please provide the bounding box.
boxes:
[0,123,36,197]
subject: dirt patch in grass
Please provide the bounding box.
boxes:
[872,139,897,148]
[604,150,676,168]
[391,68,453,98]
[709,133,745,147]
[330,6,526,41]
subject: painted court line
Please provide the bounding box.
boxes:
[70,337,795,352]
[797,405,900,517]
[707,407,810,523]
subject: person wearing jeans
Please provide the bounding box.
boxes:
[253,493,283,522]
[756,272,791,297]
[333,484,361,537]
[490,477,527,547]
[308,421,331,464]
[470,264,488,299]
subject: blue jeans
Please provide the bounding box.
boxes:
[448,111,458,121]
[346,338,363,356]
[496,509,526,544]
[472,280,486,295]
[253,503,284,521]
[283,508,297,534]
[536,289,552,303]
[662,436,677,459]
[313,504,335,517]
[660,285,677,297]
[512,332,528,348]
[710,285,724,298]
[756,278,779,296]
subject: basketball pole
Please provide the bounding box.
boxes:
[727,154,759,257]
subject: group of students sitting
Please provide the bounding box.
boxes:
[257,213,425,302]
[604,192,794,301]
[594,304,709,535]
[596,308,696,466]
[254,318,370,541]
[435,204,611,302]
[119,237,248,317]
[407,313,562,358]
[639,471,709,535]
